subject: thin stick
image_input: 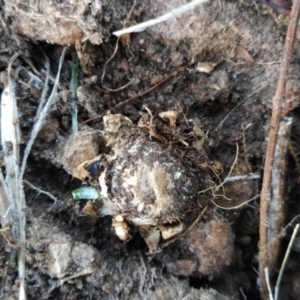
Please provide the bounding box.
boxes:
[0,228,31,259]
[211,194,260,210]
[23,180,58,204]
[274,223,300,300]
[215,83,268,132]
[101,37,133,92]
[160,205,208,250]
[268,117,292,270]
[19,48,66,181]
[198,144,239,197]
[0,166,14,227]
[113,0,208,36]
[264,268,274,300]
[71,55,79,134]
[259,1,300,298]
[109,64,188,111]
[60,268,93,283]
[1,53,20,214]
[36,58,50,117]
[215,144,239,191]
[1,53,26,300]
[45,268,93,297]
[82,64,188,124]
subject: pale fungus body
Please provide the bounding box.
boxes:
[65,111,213,253]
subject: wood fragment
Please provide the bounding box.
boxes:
[268,117,292,269]
[259,1,300,298]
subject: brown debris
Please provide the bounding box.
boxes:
[62,129,102,178]
[237,47,255,65]
[37,119,59,144]
[165,218,234,277]
[260,0,292,14]
[5,1,104,45]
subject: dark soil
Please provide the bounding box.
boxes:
[1,0,300,299]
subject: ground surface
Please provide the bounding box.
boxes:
[0,0,300,299]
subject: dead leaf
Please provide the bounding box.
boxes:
[237,47,255,65]
[151,74,164,86]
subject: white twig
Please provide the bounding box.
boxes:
[1,49,66,300]
[264,268,274,300]
[1,53,20,211]
[215,84,268,132]
[36,58,50,118]
[19,48,66,181]
[225,173,260,182]
[113,0,208,36]
[274,223,300,300]
[211,194,260,210]
[215,143,239,191]
[1,53,26,300]
[19,50,65,300]
[24,180,58,204]
[0,169,14,227]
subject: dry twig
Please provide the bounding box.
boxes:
[0,49,66,300]
[268,117,292,268]
[82,64,188,124]
[259,1,300,298]
[113,0,208,37]
[275,223,300,300]
[109,64,188,112]
[23,180,58,205]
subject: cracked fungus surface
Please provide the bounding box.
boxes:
[64,112,214,251]
[98,114,210,223]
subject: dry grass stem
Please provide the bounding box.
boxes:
[264,268,274,300]
[225,173,260,181]
[45,268,93,298]
[20,48,66,181]
[199,144,239,199]
[0,228,31,259]
[1,52,26,300]
[267,117,292,269]
[0,167,14,227]
[109,64,188,112]
[274,223,300,300]
[113,0,208,36]
[211,194,260,210]
[101,36,133,92]
[215,84,268,132]
[71,55,79,134]
[23,180,58,205]
[1,53,20,225]
[1,48,66,300]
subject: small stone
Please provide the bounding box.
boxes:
[38,118,59,143]
[48,242,72,278]
[62,129,102,178]
[71,242,100,270]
